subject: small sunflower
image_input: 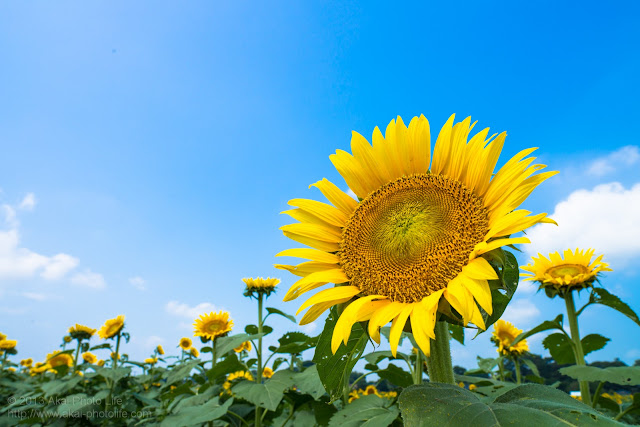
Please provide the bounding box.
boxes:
[0,332,6,341]
[144,357,158,365]
[110,352,120,360]
[193,311,233,341]
[68,324,97,340]
[363,385,381,396]
[0,340,17,350]
[277,115,557,356]
[262,366,274,379]
[97,359,105,367]
[491,320,529,356]
[190,347,199,358]
[156,345,165,355]
[63,336,72,343]
[47,351,74,368]
[82,352,98,364]
[223,370,254,390]
[31,362,51,374]
[234,341,252,353]
[179,337,192,350]
[243,277,280,298]
[521,248,612,294]
[98,315,125,339]
[21,358,33,367]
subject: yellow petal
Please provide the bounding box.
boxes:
[460,276,492,315]
[300,297,352,325]
[297,286,361,315]
[431,114,455,175]
[389,305,413,357]
[332,295,383,353]
[283,269,349,301]
[280,223,341,243]
[274,261,336,278]
[275,248,340,264]
[367,301,404,344]
[288,199,348,227]
[410,307,432,356]
[310,178,358,217]
[444,280,474,325]
[463,257,498,280]
[281,231,340,252]
[350,131,387,190]
[330,150,370,200]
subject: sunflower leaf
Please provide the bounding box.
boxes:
[215,333,265,356]
[398,383,624,426]
[328,395,399,427]
[511,314,564,345]
[377,363,413,388]
[589,288,640,327]
[448,323,465,345]
[266,307,297,323]
[313,307,369,402]
[481,250,519,334]
[559,366,640,386]
[543,333,575,365]
[231,370,294,411]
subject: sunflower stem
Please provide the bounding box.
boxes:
[425,321,455,384]
[414,349,423,384]
[72,340,81,375]
[106,332,122,413]
[255,292,264,427]
[514,357,522,384]
[498,358,505,381]
[564,291,592,405]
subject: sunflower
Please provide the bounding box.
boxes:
[31,362,51,374]
[491,320,529,356]
[82,352,97,364]
[262,366,274,379]
[47,351,74,368]
[97,359,105,367]
[242,277,280,298]
[521,248,612,293]
[190,347,200,358]
[276,115,557,356]
[68,324,97,340]
[0,340,17,350]
[156,345,165,355]
[144,357,158,365]
[223,370,254,390]
[21,358,33,367]
[98,315,125,339]
[63,336,72,343]
[179,337,192,350]
[0,332,6,341]
[193,311,233,341]
[234,341,252,353]
[363,385,381,396]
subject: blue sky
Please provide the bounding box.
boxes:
[1,1,639,369]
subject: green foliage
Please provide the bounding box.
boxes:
[399,383,625,426]
[482,250,519,333]
[559,366,640,386]
[587,288,640,327]
[328,395,399,427]
[543,333,610,365]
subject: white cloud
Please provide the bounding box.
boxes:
[587,146,640,176]
[166,301,220,318]
[70,269,106,290]
[500,299,541,327]
[129,276,147,291]
[22,292,47,301]
[301,322,317,335]
[19,193,36,211]
[41,254,79,280]
[525,182,640,264]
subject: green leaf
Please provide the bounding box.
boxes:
[266,307,297,323]
[377,363,413,388]
[522,358,540,377]
[313,307,369,402]
[40,376,83,397]
[399,383,624,426]
[512,315,564,345]
[483,250,519,332]
[275,332,315,354]
[215,333,264,356]
[590,288,640,327]
[313,397,338,426]
[543,333,575,364]
[89,343,112,351]
[206,353,245,382]
[581,334,610,355]
[287,365,326,399]
[559,366,640,386]
[54,393,94,415]
[162,360,199,388]
[328,395,399,427]
[231,371,294,411]
[476,356,500,374]
[95,367,131,383]
[159,396,233,426]
[449,323,465,345]
[363,351,398,365]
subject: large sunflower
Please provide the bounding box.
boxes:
[193,311,233,341]
[491,320,529,356]
[521,248,611,291]
[98,315,125,339]
[69,324,96,340]
[276,115,557,356]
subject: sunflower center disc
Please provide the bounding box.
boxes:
[340,173,489,303]
[547,264,588,278]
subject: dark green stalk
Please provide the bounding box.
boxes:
[565,291,591,405]
[255,293,264,427]
[425,321,455,384]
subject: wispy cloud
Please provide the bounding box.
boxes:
[501,299,541,327]
[166,301,220,318]
[129,276,147,291]
[587,146,639,177]
[70,269,106,290]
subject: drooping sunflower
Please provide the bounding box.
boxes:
[47,351,74,368]
[82,352,98,364]
[193,311,233,341]
[190,347,200,358]
[234,341,252,353]
[144,357,158,365]
[21,358,33,367]
[0,340,17,350]
[242,277,280,298]
[0,332,6,341]
[68,324,96,340]
[521,248,611,293]
[97,359,105,367]
[98,315,125,339]
[179,337,192,350]
[156,345,165,355]
[491,320,529,356]
[276,115,557,356]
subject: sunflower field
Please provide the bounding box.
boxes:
[2,116,640,426]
